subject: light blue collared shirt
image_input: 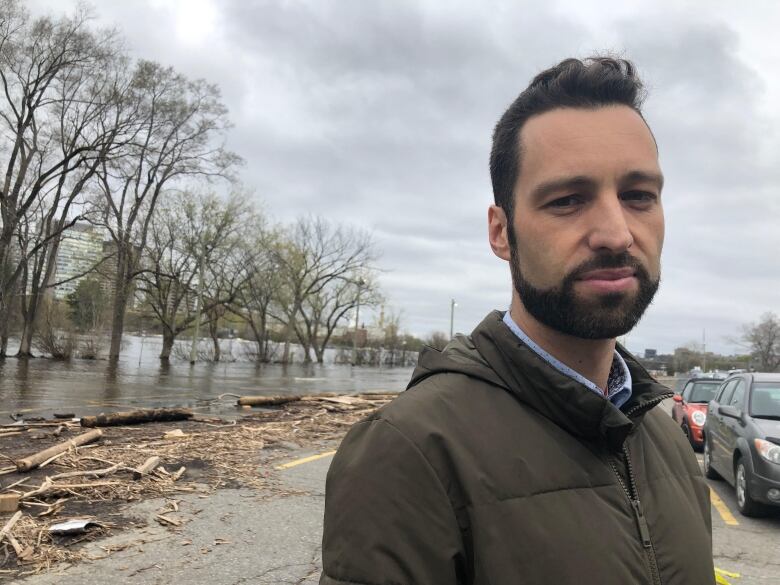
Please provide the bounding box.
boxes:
[502,311,632,409]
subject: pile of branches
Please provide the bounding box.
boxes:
[0,393,396,577]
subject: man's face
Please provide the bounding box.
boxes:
[502,105,664,339]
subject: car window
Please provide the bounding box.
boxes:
[687,382,721,404]
[749,384,780,418]
[717,379,738,404]
[682,382,695,401]
[729,381,746,409]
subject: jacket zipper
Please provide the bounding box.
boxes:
[623,393,672,419]
[608,393,671,585]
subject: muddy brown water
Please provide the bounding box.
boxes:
[0,336,414,420]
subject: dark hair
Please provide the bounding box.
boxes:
[489,57,647,221]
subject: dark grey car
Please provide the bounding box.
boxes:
[703,372,780,516]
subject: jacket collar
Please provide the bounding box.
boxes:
[410,311,672,451]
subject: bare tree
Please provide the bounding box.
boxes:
[381,308,404,365]
[425,331,449,351]
[136,190,250,361]
[94,60,241,361]
[742,312,780,372]
[198,202,257,362]
[226,225,281,362]
[302,273,381,364]
[0,2,123,355]
[274,217,379,363]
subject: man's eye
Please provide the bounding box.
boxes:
[546,195,583,208]
[621,190,657,203]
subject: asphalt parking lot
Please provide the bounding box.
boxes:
[659,397,780,584]
[698,452,780,584]
[19,403,780,585]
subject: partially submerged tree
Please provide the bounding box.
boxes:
[67,277,108,332]
[0,2,123,355]
[136,190,251,361]
[274,217,379,363]
[227,227,283,362]
[95,59,240,362]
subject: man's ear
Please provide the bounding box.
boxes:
[488,205,511,261]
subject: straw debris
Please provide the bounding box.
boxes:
[0,392,396,578]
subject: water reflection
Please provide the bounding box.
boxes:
[0,335,415,419]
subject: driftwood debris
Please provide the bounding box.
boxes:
[15,429,103,472]
[237,392,398,408]
[81,408,193,428]
[133,456,162,480]
[0,510,22,544]
[20,479,119,501]
[236,395,302,407]
[0,493,20,513]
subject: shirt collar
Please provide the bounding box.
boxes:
[502,310,632,408]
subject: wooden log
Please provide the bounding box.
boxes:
[48,463,124,481]
[81,407,193,428]
[0,511,22,544]
[133,456,161,480]
[0,494,19,513]
[21,480,119,500]
[0,510,21,542]
[236,395,302,407]
[15,429,103,472]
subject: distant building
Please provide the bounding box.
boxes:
[53,223,105,299]
[638,349,673,376]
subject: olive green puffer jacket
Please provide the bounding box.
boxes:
[320,311,714,585]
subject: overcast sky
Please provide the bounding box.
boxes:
[28,0,780,355]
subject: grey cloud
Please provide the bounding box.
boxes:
[26,0,780,355]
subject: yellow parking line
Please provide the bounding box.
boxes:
[275,450,336,470]
[710,487,739,526]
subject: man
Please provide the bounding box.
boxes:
[320,57,714,585]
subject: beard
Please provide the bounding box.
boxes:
[508,233,660,340]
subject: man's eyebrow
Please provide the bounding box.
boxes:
[622,170,664,190]
[528,175,596,204]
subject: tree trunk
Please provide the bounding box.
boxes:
[17,289,44,358]
[109,251,129,362]
[209,313,220,362]
[302,342,312,363]
[18,226,63,358]
[0,312,9,358]
[16,320,34,357]
[159,328,175,361]
[281,325,291,364]
[258,311,268,362]
[249,323,263,363]
[109,284,129,362]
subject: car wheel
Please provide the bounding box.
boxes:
[735,458,768,517]
[681,420,697,450]
[703,435,720,480]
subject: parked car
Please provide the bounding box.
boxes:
[672,377,725,450]
[703,373,780,517]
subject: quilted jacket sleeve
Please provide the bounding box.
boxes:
[320,418,466,585]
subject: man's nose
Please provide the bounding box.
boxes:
[585,194,634,253]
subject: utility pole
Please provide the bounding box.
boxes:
[450,298,457,340]
[702,328,707,373]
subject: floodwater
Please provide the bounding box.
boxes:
[0,335,415,419]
